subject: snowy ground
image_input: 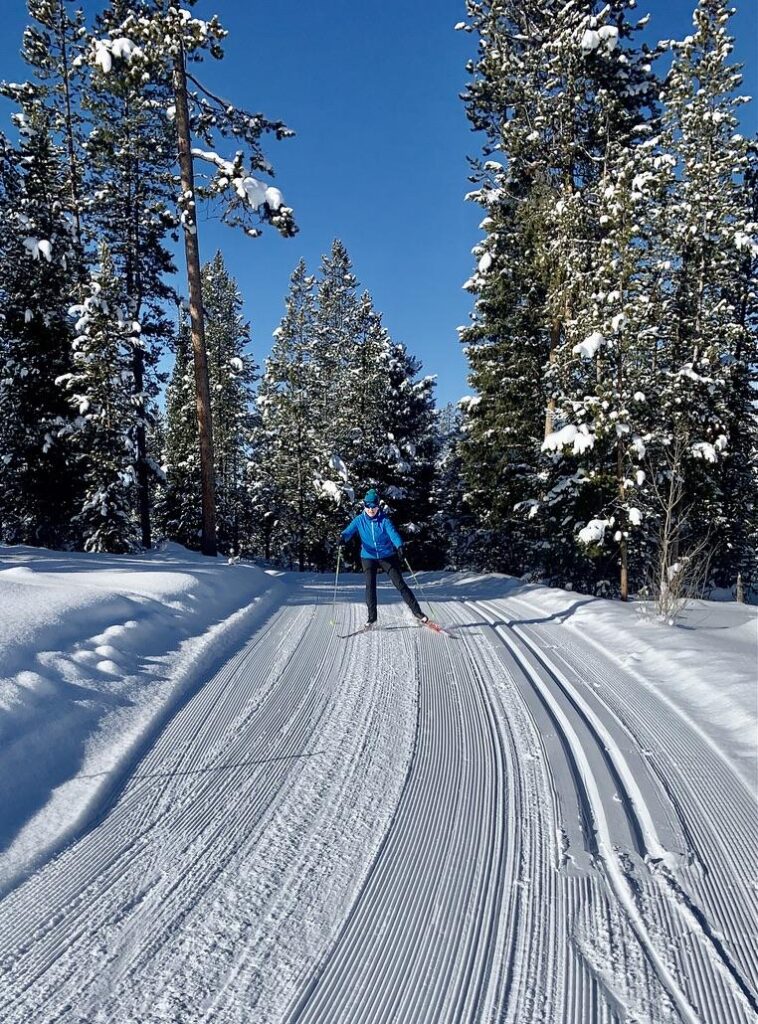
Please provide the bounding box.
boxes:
[0,547,756,1023]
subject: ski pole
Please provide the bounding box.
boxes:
[330,546,342,625]
[404,554,435,621]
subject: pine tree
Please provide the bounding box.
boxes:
[717,142,758,594]
[56,243,140,552]
[248,245,441,569]
[162,312,201,549]
[458,0,594,578]
[1,0,88,248]
[0,121,81,547]
[83,0,179,548]
[539,8,662,598]
[313,239,361,465]
[308,240,362,561]
[248,260,322,569]
[430,404,474,569]
[202,252,256,555]
[460,1,665,593]
[376,341,439,567]
[646,0,758,595]
[459,212,548,575]
[93,1,298,556]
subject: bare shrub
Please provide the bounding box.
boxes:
[644,434,715,624]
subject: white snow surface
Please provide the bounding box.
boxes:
[0,543,284,894]
[1,552,756,1023]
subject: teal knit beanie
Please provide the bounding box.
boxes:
[363,488,379,507]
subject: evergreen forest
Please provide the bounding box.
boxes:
[0,0,755,604]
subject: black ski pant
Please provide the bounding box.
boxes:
[362,554,423,622]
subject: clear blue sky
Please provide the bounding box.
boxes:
[0,1,756,407]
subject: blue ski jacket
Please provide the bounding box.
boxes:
[341,509,403,560]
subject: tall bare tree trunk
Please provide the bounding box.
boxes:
[543,318,561,440]
[618,440,629,601]
[123,100,152,550]
[173,43,217,556]
[57,0,81,245]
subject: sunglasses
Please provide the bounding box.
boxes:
[364,504,379,512]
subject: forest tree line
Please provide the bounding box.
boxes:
[453,0,757,601]
[0,0,755,603]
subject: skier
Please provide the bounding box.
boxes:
[339,488,429,629]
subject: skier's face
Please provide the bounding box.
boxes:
[364,505,379,517]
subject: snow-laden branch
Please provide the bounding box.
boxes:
[191,147,284,211]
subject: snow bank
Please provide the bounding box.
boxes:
[0,543,286,894]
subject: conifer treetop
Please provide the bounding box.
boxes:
[84,1,297,240]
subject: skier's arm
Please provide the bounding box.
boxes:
[340,516,360,544]
[385,518,404,552]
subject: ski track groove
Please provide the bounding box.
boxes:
[197,605,415,1023]
[503,592,758,1014]
[478,593,757,1024]
[0,578,755,1023]
[103,602,343,1002]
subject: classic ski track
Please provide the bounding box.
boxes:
[469,613,566,1024]
[104,598,413,1024]
[501,591,758,1017]
[550,619,758,1003]
[475,593,757,1024]
[461,601,672,1024]
[0,605,312,983]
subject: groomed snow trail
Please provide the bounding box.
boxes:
[1,574,755,1024]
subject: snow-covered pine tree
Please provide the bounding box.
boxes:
[341,291,415,513]
[313,239,361,450]
[56,242,140,552]
[91,2,298,556]
[308,240,362,559]
[162,311,202,549]
[538,5,662,599]
[83,0,179,549]
[647,0,758,596]
[1,0,88,250]
[249,246,440,569]
[717,142,758,594]
[458,197,548,575]
[341,291,389,485]
[146,401,167,539]
[375,340,439,567]
[458,0,593,578]
[245,398,279,562]
[248,259,322,569]
[460,0,664,593]
[429,404,474,570]
[201,252,256,555]
[0,120,82,547]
